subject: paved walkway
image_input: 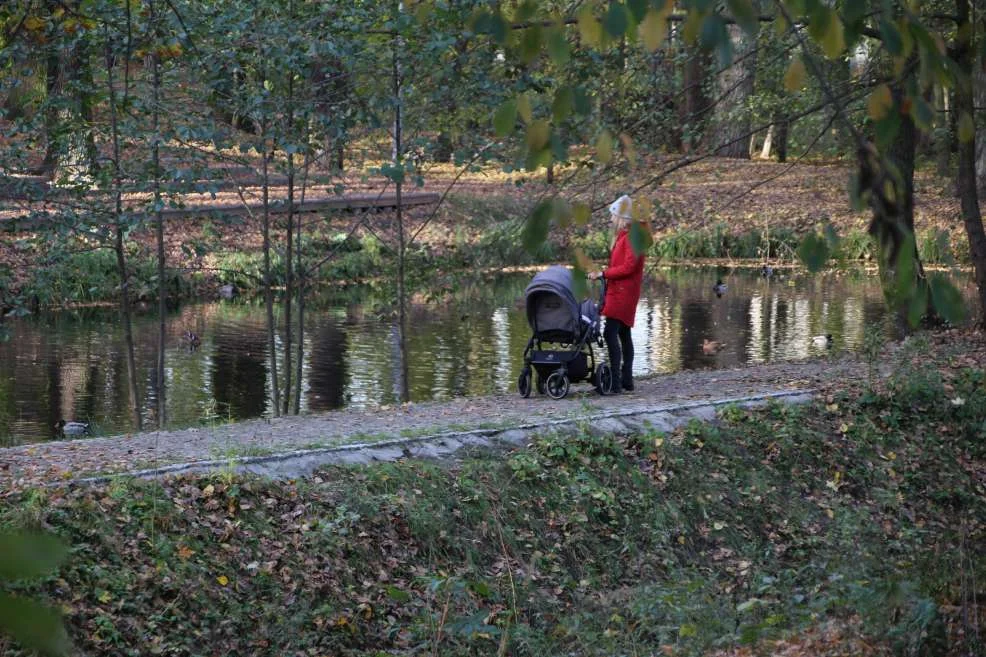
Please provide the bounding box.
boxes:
[0,357,859,491]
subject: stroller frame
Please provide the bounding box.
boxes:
[518,268,613,400]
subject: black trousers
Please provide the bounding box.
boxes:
[603,317,633,388]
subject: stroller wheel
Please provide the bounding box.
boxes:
[594,363,613,395]
[545,371,570,400]
[518,369,532,398]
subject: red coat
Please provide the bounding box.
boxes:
[601,229,645,327]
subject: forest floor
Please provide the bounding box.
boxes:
[0,156,966,303]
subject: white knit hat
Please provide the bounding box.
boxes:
[609,194,633,220]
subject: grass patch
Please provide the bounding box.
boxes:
[2,352,984,656]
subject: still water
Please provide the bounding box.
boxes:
[0,267,928,445]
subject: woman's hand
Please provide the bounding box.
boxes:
[588,271,603,281]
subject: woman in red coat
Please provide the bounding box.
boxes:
[590,195,645,393]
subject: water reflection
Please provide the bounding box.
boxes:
[0,267,973,445]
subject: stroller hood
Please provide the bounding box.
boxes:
[524,266,593,337]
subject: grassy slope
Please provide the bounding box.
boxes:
[2,333,985,656]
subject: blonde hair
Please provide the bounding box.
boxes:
[611,212,631,232]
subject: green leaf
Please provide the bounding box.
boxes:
[821,10,845,59]
[907,283,928,328]
[639,8,667,52]
[603,3,629,39]
[0,533,67,581]
[572,202,592,226]
[577,5,603,47]
[490,12,509,43]
[517,93,533,124]
[930,274,967,325]
[522,200,553,253]
[520,24,542,64]
[573,87,592,115]
[726,0,758,36]
[0,592,69,656]
[797,232,830,272]
[552,86,574,122]
[492,100,517,137]
[894,233,916,302]
[626,0,649,23]
[866,84,893,121]
[546,28,570,65]
[879,18,903,56]
[628,220,653,256]
[386,586,411,603]
[526,119,551,151]
[958,112,974,143]
[700,14,731,66]
[875,113,901,150]
[783,57,806,92]
[909,95,933,133]
[595,129,614,165]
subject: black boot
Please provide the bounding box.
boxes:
[607,370,621,395]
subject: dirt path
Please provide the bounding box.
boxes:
[0,355,863,492]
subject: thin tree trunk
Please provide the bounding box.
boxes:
[955,0,986,324]
[282,82,294,415]
[760,124,773,159]
[262,132,281,416]
[294,131,312,416]
[710,6,758,159]
[105,25,142,431]
[151,14,166,428]
[935,85,951,178]
[681,47,711,152]
[393,19,409,403]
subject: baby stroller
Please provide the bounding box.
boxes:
[518,266,613,399]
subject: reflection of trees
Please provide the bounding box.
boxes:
[307,320,348,412]
[211,324,268,421]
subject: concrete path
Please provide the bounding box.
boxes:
[0,356,857,491]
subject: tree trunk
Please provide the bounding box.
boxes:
[760,124,773,159]
[393,22,410,404]
[105,33,142,431]
[152,32,166,429]
[680,47,711,152]
[955,0,986,325]
[261,134,281,416]
[775,115,789,163]
[935,85,952,178]
[710,21,757,158]
[975,55,986,192]
[282,86,294,415]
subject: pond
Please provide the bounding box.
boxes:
[0,266,954,445]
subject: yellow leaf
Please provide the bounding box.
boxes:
[867,84,893,120]
[825,508,835,519]
[202,484,215,498]
[619,132,638,166]
[682,10,703,45]
[774,13,789,37]
[639,8,667,52]
[826,403,839,412]
[677,535,686,544]
[517,93,532,124]
[633,197,654,222]
[572,202,592,226]
[573,247,593,274]
[577,5,602,48]
[839,423,849,433]
[958,112,974,143]
[783,57,806,92]
[526,119,551,151]
[97,590,112,604]
[177,545,195,560]
[821,12,845,59]
[595,129,613,165]
[24,16,46,31]
[654,437,664,447]
[217,575,229,586]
